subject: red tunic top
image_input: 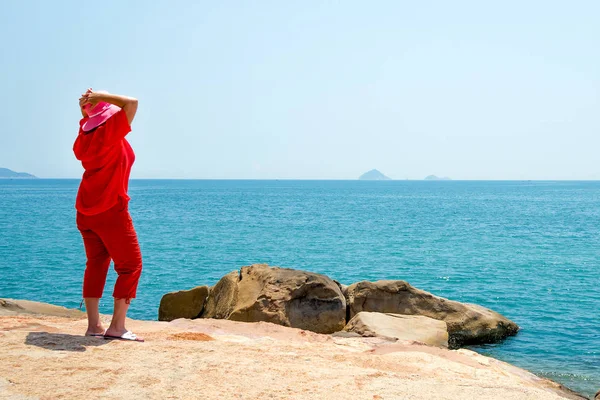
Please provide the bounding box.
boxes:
[73,110,135,215]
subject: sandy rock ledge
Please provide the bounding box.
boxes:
[0,298,586,400]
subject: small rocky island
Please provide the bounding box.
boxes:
[0,168,36,179]
[425,175,451,181]
[359,169,391,180]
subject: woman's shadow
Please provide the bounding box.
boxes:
[25,332,110,352]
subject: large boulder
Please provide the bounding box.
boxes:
[202,271,240,319]
[345,280,519,348]
[158,286,210,321]
[343,311,449,348]
[201,264,346,334]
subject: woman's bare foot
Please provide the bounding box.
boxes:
[102,298,143,341]
[85,324,106,336]
[104,327,127,337]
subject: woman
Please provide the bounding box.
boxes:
[73,88,143,342]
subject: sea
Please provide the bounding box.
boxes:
[0,179,598,397]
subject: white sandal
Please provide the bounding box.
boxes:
[104,330,144,342]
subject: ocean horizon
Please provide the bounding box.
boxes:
[7,177,600,181]
[1,179,598,397]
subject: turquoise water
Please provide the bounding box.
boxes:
[0,179,598,397]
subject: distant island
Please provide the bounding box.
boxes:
[424,175,451,181]
[359,169,391,181]
[0,168,37,179]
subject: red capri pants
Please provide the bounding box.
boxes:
[76,199,142,301]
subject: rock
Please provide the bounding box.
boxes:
[158,286,210,321]
[201,264,346,334]
[345,280,519,348]
[332,280,348,296]
[202,271,240,319]
[330,331,362,338]
[0,299,84,318]
[595,389,600,399]
[343,311,449,348]
[0,299,25,315]
[0,308,587,400]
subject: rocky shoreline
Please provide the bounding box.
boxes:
[159,264,519,349]
[0,297,589,400]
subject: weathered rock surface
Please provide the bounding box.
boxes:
[201,264,346,334]
[344,311,449,348]
[0,298,84,318]
[345,280,519,348]
[0,299,587,400]
[158,286,210,321]
[202,271,240,319]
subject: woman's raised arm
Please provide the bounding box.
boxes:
[80,90,139,125]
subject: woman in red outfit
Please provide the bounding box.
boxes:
[73,88,143,342]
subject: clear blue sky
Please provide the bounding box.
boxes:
[1,1,598,179]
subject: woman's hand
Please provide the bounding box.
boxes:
[79,88,101,107]
[79,88,92,117]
